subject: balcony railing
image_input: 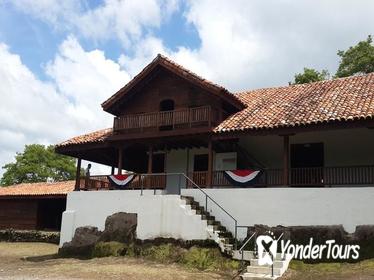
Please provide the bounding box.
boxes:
[113,106,216,132]
[79,165,374,191]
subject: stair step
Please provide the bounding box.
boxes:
[240,272,277,279]
[232,250,255,261]
[250,259,284,269]
[218,231,233,238]
[246,266,281,276]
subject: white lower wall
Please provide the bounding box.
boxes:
[60,190,209,247]
[182,187,374,239]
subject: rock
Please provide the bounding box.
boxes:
[100,212,137,243]
[59,226,101,257]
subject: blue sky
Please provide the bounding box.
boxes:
[0,0,200,80]
[0,0,373,176]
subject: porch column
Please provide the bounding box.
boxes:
[207,139,213,187]
[74,158,81,191]
[117,147,123,175]
[283,135,290,186]
[147,146,153,188]
[147,145,153,174]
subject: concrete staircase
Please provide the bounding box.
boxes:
[180,195,291,279]
[180,195,234,254]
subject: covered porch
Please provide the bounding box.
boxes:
[61,127,374,192]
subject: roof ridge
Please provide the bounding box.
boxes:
[236,72,374,95]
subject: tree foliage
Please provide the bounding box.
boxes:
[1,144,76,186]
[335,35,374,78]
[292,68,329,85]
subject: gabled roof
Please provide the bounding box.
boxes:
[0,181,74,198]
[102,54,246,114]
[56,72,374,148]
[216,73,374,133]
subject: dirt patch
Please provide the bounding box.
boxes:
[0,242,229,280]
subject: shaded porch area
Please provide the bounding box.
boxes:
[57,127,374,191]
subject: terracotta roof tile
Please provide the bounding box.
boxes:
[56,128,112,147]
[0,181,74,197]
[56,73,374,147]
[215,73,374,133]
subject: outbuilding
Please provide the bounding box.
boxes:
[0,181,74,230]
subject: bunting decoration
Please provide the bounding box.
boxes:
[107,174,135,189]
[224,169,262,187]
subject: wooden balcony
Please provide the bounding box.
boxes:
[78,165,374,191]
[188,165,374,187]
[113,106,217,133]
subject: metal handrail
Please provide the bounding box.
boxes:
[239,232,256,252]
[239,232,256,272]
[83,172,250,249]
[182,173,239,249]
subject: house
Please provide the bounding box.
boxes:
[56,55,374,250]
[0,181,74,230]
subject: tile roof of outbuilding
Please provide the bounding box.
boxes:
[0,181,74,197]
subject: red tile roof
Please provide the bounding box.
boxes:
[216,73,374,133]
[0,181,74,197]
[56,128,112,147]
[101,54,245,113]
[56,72,374,147]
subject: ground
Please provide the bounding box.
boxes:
[0,242,228,280]
[1,242,374,280]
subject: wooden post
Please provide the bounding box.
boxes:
[75,158,81,191]
[283,135,290,186]
[207,139,213,187]
[147,146,153,188]
[148,146,153,174]
[118,147,123,175]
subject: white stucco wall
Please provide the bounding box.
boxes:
[60,190,209,247]
[182,187,374,238]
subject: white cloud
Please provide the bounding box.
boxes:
[6,0,180,46]
[0,37,130,176]
[117,0,374,92]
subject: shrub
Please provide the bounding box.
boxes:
[181,246,239,271]
[91,241,126,258]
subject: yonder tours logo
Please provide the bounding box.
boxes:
[256,231,360,265]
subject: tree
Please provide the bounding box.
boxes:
[335,35,374,78]
[1,144,77,186]
[292,68,329,85]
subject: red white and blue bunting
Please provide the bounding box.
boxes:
[107,174,135,189]
[224,170,262,187]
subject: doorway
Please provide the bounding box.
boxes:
[159,99,175,131]
[151,153,166,189]
[291,142,324,186]
[193,154,209,186]
[152,153,165,173]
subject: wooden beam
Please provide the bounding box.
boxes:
[207,138,213,187]
[74,158,81,191]
[283,135,290,186]
[118,148,123,175]
[147,145,153,174]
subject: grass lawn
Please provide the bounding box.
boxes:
[0,242,229,279]
[1,242,374,279]
[281,260,374,279]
